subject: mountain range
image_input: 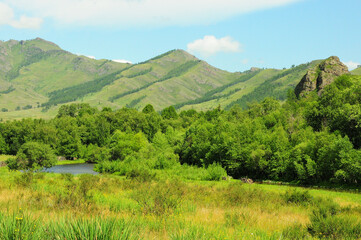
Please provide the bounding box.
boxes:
[0,38,360,120]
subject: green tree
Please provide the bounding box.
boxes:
[108,130,149,161]
[6,141,56,171]
[142,104,155,114]
[54,117,82,159]
[161,106,178,119]
[0,133,8,154]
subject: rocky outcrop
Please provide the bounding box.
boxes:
[250,67,261,72]
[295,56,349,97]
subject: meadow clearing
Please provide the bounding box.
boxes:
[0,156,360,240]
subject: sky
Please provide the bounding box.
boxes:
[0,0,360,72]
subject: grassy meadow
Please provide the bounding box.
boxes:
[0,156,360,240]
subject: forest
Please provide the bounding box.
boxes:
[1,74,361,185]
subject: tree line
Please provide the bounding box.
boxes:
[1,74,360,184]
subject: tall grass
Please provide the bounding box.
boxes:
[0,168,360,239]
[131,179,185,216]
[45,217,137,240]
[0,211,40,240]
[0,212,137,240]
[308,203,361,239]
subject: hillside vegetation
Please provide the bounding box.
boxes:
[0,38,346,120]
[351,67,361,75]
[1,74,361,184]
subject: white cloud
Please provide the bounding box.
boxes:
[0,2,42,29]
[112,59,133,64]
[86,56,96,59]
[0,2,14,25]
[343,61,360,71]
[10,15,43,29]
[242,59,249,65]
[3,0,301,27]
[187,35,241,57]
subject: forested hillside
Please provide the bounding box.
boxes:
[0,38,345,120]
[1,74,361,184]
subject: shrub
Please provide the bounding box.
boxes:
[307,202,361,239]
[14,172,34,188]
[282,224,310,239]
[204,163,227,181]
[54,174,100,208]
[126,168,156,182]
[154,152,179,170]
[82,145,110,163]
[78,174,100,201]
[131,179,185,215]
[223,183,276,206]
[283,189,313,205]
[7,141,56,171]
[169,164,210,181]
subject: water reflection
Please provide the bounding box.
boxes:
[44,163,98,175]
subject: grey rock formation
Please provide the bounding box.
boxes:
[295,56,349,97]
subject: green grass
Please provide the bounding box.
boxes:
[0,166,360,239]
[351,67,361,75]
[55,159,86,165]
[0,212,137,240]
[0,155,85,166]
[179,69,281,111]
[0,155,13,162]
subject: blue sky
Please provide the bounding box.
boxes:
[0,0,360,72]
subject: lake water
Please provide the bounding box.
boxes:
[43,163,98,175]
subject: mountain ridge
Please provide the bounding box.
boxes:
[0,38,357,120]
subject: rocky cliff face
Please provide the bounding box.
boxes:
[295,56,349,97]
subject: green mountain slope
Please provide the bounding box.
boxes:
[0,38,338,120]
[351,67,361,75]
[177,61,322,111]
[0,38,129,112]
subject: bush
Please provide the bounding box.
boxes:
[95,154,153,176]
[14,172,34,188]
[307,202,361,239]
[154,152,179,170]
[223,183,276,206]
[54,174,100,208]
[169,164,210,181]
[283,189,313,205]
[7,141,56,171]
[205,163,227,181]
[5,157,18,171]
[78,174,100,201]
[126,168,156,182]
[82,145,110,163]
[131,179,185,215]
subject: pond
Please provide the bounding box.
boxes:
[43,163,98,175]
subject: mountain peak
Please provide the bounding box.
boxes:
[26,38,62,51]
[146,49,198,64]
[295,56,349,97]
